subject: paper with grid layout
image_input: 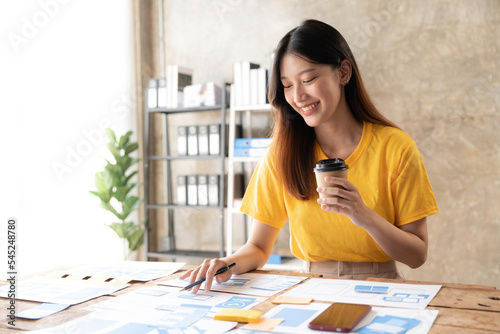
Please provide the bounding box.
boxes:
[281,278,441,310]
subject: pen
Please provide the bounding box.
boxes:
[180,262,236,291]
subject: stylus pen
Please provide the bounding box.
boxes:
[180,262,236,291]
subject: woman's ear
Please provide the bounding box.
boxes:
[339,59,352,86]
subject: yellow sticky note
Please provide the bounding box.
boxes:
[271,295,313,305]
[213,308,262,323]
[243,318,284,330]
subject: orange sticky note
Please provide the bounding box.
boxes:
[243,318,284,330]
[271,295,313,305]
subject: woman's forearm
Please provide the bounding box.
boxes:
[362,213,428,268]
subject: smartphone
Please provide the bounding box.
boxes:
[308,302,371,332]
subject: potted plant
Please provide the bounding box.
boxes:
[90,128,146,260]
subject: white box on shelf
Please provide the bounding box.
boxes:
[183,82,221,108]
[187,125,198,155]
[187,175,198,206]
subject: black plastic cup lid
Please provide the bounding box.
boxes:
[313,158,348,172]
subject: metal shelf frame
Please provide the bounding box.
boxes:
[144,83,229,261]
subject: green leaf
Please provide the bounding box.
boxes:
[124,142,138,155]
[89,190,109,202]
[118,133,130,149]
[121,196,143,220]
[105,128,116,144]
[94,172,112,202]
[109,222,126,238]
[107,142,121,161]
[124,171,138,184]
[113,183,139,202]
[127,229,144,251]
[100,201,119,218]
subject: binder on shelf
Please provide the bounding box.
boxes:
[177,126,188,156]
[187,125,198,156]
[234,147,268,157]
[209,124,221,155]
[157,77,167,108]
[208,175,219,206]
[241,61,260,106]
[176,175,187,205]
[147,78,158,108]
[257,68,269,105]
[234,138,272,148]
[198,125,209,155]
[197,175,208,206]
[233,62,243,106]
[187,175,198,205]
[168,65,193,108]
[250,69,259,106]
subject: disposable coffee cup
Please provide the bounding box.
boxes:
[313,158,348,198]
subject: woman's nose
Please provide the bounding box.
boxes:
[293,86,308,104]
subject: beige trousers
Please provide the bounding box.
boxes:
[302,259,404,280]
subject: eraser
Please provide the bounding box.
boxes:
[213,308,262,323]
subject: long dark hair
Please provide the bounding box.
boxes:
[268,19,397,200]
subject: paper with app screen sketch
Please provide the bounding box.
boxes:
[159,272,308,297]
[0,275,129,305]
[259,303,438,334]
[55,261,186,282]
[281,278,441,310]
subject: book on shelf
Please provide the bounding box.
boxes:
[257,68,268,105]
[234,138,272,148]
[233,61,261,106]
[233,147,268,158]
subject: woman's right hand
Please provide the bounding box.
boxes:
[178,258,233,294]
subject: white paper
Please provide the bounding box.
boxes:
[260,303,438,334]
[59,261,185,282]
[282,278,441,310]
[0,275,129,305]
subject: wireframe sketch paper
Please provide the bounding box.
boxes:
[160,272,308,297]
[260,303,439,334]
[86,285,267,318]
[56,261,186,282]
[0,275,129,305]
[281,278,441,310]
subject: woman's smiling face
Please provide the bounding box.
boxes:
[280,52,344,128]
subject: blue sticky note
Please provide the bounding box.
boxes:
[355,285,389,294]
[16,303,71,319]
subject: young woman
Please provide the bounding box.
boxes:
[180,19,439,293]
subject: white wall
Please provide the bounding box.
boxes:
[0,0,137,277]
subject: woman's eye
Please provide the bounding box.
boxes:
[303,77,316,84]
[282,84,292,89]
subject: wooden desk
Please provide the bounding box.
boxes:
[1,267,499,332]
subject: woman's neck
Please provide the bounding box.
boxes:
[314,105,364,160]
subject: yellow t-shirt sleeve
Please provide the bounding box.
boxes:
[392,140,439,226]
[239,151,288,229]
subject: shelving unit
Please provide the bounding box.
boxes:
[144,84,228,261]
[226,94,272,256]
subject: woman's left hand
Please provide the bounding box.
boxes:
[316,176,372,228]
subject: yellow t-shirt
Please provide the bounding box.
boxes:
[240,122,439,262]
